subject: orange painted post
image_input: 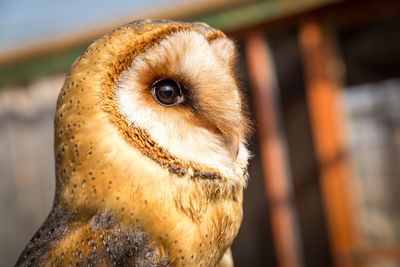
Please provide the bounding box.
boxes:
[299,21,359,267]
[245,33,303,267]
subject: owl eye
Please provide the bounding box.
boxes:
[151,79,183,106]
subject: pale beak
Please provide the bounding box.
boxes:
[225,135,240,161]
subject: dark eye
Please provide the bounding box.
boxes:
[151,79,183,106]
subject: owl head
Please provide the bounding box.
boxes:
[56,19,250,194]
[53,19,250,265]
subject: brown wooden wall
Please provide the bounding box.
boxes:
[0,75,62,266]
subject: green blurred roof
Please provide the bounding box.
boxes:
[0,0,340,87]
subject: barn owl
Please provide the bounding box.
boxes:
[17,19,250,267]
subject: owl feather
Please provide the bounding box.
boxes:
[17,19,250,267]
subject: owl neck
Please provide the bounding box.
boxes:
[52,144,244,266]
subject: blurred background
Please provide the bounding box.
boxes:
[1,0,400,266]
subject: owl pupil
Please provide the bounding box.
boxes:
[160,86,174,98]
[151,79,183,106]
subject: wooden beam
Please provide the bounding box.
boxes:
[299,21,359,267]
[230,0,400,39]
[361,248,400,264]
[245,33,304,267]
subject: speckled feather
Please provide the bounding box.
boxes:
[17,19,250,267]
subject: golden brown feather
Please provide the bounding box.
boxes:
[17,19,250,267]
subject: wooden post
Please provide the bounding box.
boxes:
[245,33,303,267]
[299,21,359,267]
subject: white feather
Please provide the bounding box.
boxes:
[115,31,249,181]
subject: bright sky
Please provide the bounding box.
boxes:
[0,0,192,50]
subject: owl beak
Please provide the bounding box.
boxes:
[226,135,240,161]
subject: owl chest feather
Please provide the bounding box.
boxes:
[17,123,243,266]
[16,207,169,266]
[17,164,243,266]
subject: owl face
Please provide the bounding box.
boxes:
[116,30,249,181]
